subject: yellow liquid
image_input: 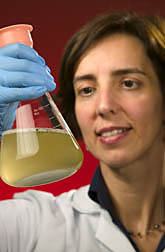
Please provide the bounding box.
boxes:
[0,128,83,187]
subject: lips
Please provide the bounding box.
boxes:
[95,126,132,145]
[96,126,132,136]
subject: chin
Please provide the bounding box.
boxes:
[100,153,135,170]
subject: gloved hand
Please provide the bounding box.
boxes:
[0,43,56,139]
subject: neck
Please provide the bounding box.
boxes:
[100,153,164,235]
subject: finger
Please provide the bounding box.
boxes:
[0,56,54,79]
[0,86,48,103]
[1,102,19,131]
[0,43,45,66]
[0,70,56,91]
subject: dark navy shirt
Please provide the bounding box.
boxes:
[88,166,165,252]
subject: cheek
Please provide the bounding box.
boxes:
[126,96,163,131]
[75,103,93,134]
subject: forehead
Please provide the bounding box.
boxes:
[75,34,154,75]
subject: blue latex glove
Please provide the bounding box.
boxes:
[0,43,56,139]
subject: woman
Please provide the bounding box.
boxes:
[0,11,165,252]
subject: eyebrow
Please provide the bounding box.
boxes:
[73,68,147,85]
[73,74,96,85]
[111,68,147,76]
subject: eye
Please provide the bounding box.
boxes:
[122,80,139,89]
[77,86,95,96]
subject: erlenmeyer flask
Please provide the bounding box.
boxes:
[0,24,83,187]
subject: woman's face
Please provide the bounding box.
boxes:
[73,34,164,169]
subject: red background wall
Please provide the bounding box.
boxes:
[0,0,165,199]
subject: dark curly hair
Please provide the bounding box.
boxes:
[56,11,165,140]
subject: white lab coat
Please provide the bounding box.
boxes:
[0,185,135,252]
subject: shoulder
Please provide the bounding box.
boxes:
[0,187,103,251]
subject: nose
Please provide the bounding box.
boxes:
[96,87,120,117]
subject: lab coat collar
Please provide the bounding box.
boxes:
[96,210,136,251]
[72,185,101,213]
[72,186,135,252]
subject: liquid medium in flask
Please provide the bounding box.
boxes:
[0,24,83,187]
